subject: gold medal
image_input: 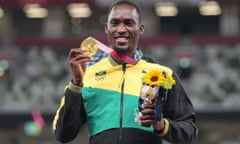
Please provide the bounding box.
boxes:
[80,37,98,56]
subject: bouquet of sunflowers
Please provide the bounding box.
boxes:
[137,69,176,122]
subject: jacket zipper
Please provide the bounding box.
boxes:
[119,63,126,144]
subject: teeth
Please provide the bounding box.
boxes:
[117,37,127,40]
[116,37,128,43]
[116,37,128,39]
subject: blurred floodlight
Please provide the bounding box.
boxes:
[0,7,4,18]
[180,57,191,68]
[155,2,178,17]
[199,1,222,16]
[67,3,92,18]
[0,60,9,70]
[23,3,48,18]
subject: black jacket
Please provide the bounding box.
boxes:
[53,57,197,144]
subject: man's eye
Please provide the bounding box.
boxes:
[110,21,119,26]
[125,22,133,26]
[125,20,135,26]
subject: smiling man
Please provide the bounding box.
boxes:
[52,1,198,144]
[105,2,144,56]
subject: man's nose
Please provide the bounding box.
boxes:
[117,24,127,33]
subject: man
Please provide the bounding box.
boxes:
[52,1,198,144]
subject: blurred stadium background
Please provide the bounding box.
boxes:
[0,0,240,143]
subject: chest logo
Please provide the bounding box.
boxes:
[95,70,106,81]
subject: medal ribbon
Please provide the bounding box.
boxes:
[93,37,137,64]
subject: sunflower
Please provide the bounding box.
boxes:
[143,70,164,86]
[143,69,176,89]
[162,71,176,89]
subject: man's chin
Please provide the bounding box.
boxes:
[113,47,129,54]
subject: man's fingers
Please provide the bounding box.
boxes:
[69,54,92,63]
[139,103,155,127]
[139,118,154,127]
[68,48,88,59]
[139,111,155,119]
[141,102,154,109]
[68,51,93,68]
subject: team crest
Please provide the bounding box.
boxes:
[95,70,106,81]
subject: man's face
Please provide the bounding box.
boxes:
[105,4,144,57]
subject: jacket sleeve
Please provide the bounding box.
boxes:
[52,82,86,143]
[161,72,198,143]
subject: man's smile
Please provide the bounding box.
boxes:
[114,35,130,45]
[115,37,129,44]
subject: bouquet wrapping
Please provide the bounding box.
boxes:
[136,70,176,122]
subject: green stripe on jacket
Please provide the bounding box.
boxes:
[82,87,153,136]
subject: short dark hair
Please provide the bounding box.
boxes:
[107,0,142,22]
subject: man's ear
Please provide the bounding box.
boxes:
[139,24,144,35]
